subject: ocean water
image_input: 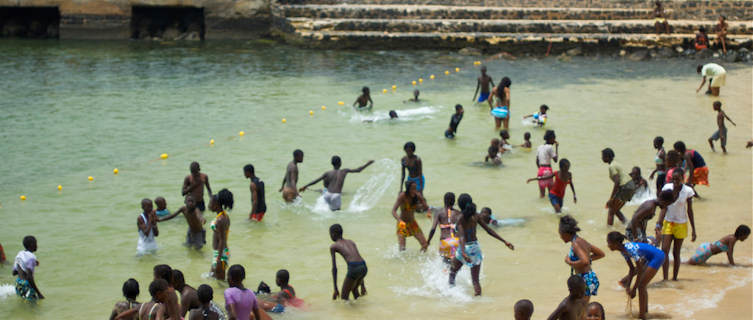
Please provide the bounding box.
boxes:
[0,40,751,319]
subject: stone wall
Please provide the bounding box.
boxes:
[0,0,271,39]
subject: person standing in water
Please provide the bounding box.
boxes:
[426,192,461,264]
[472,65,495,103]
[110,279,141,320]
[449,194,514,296]
[648,136,667,194]
[708,101,736,154]
[696,63,726,96]
[657,168,696,281]
[172,269,201,318]
[182,162,213,212]
[392,180,429,252]
[225,264,263,320]
[353,87,373,110]
[159,195,205,250]
[280,149,303,202]
[489,77,511,130]
[607,232,665,320]
[329,223,368,301]
[559,215,605,300]
[527,158,576,213]
[210,189,233,280]
[13,235,44,302]
[299,156,374,211]
[534,130,559,198]
[137,199,159,255]
[400,141,426,198]
[674,141,709,198]
[445,104,464,139]
[602,148,634,226]
[244,164,267,222]
[139,279,169,320]
[188,285,222,320]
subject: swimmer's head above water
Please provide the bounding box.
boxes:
[362,87,370,96]
[329,223,343,241]
[276,269,290,287]
[601,148,614,164]
[403,141,416,155]
[389,110,398,119]
[293,149,304,163]
[558,214,580,242]
[331,155,342,169]
[443,192,455,208]
[539,104,549,114]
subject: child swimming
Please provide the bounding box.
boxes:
[523,104,549,127]
[528,158,576,213]
[445,104,464,139]
[137,199,159,255]
[688,224,750,265]
[353,87,373,110]
[154,196,169,218]
[520,132,532,149]
[607,231,665,320]
[329,224,368,300]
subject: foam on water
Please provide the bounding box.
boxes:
[663,273,753,318]
[349,106,440,123]
[0,284,15,299]
[389,254,477,303]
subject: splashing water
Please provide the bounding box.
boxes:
[347,159,399,212]
[0,284,15,299]
[350,106,441,123]
[389,254,477,303]
[626,186,653,206]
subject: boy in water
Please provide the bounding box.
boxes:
[172,269,201,317]
[353,87,373,110]
[708,101,736,153]
[154,197,169,218]
[472,65,495,103]
[259,269,303,313]
[300,156,374,211]
[602,148,633,226]
[444,104,464,139]
[244,164,267,221]
[520,132,532,149]
[182,161,212,212]
[547,275,588,320]
[485,139,502,165]
[523,104,549,127]
[514,299,534,320]
[137,199,159,255]
[13,235,44,302]
[329,224,367,300]
[159,195,205,250]
[188,285,222,320]
[280,149,304,202]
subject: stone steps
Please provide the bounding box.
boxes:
[287,17,753,35]
[276,4,659,21]
[276,0,660,8]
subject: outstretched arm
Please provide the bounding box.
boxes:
[159,207,185,222]
[300,173,326,192]
[687,198,696,241]
[426,209,440,245]
[479,219,514,249]
[696,76,707,92]
[348,160,375,173]
[527,172,554,183]
[723,111,737,126]
[472,79,480,101]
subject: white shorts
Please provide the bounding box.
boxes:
[711,73,726,87]
[323,191,342,211]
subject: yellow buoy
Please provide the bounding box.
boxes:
[160,153,168,160]
[20,195,26,201]
[382,89,388,93]
[418,78,423,83]
[88,176,94,181]
[282,118,287,123]
[239,131,245,136]
[210,139,215,145]
[321,105,326,110]
[337,101,344,105]
[455,67,460,72]
[391,85,397,90]
[57,185,62,191]
[430,74,435,79]
[411,81,417,86]
[309,110,314,116]
[113,168,119,175]
[473,61,481,65]
[444,70,450,75]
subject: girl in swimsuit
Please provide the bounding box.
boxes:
[607,232,665,320]
[688,224,749,265]
[139,279,169,320]
[110,279,141,320]
[210,189,233,281]
[426,192,461,264]
[559,215,605,300]
[391,181,429,252]
[648,136,666,194]
[400,141,426,200]
[449,194,514,296]
[488,77,512,130]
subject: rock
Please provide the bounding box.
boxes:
[739,47,749,54]
[724,50,738,63]
[696,49,714,59]
[628,50,649,61]
[675,46,684,53]
[683,49,695,57]
[619,49,627,56]
[566,47,582,56]
[458,47,482,56]
[185,32,201,41]
[657,47,675,58]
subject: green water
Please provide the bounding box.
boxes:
[1,40,751,319]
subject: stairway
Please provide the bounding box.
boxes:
[271,0,753,51]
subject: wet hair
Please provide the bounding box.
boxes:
[601,148,615,159]
[362,86,370,94]
[540,104,549,111]
[122,278,140,300]
[658,189,674,202]
[666,150,681,167]
[481,207,492,215]
[500,130,510,140]
[331,155,342,168]
[154,264,173,283]
[444,192,455,208]
[524,132,531,139]
[172,269,185,289]
[559,158,570,171]
[559,215,580,235]
[653,136,664,146]
[149,279,168,298]
[501,77,512,88]
[197,284,213,304]
[243,164,255,175]
[404,141,416,152]
[631,166,642,176]
[455,104,463,111]
[457,193,473,211]
[276,269,290,286]
[713,101,722,108]
[405,180,417,193]
[607,231,626,244]
[514,299,534,318]
[587,301,606,320]
[228,265,246,285]
[190,161,200,172]
[389,110,398,118]
[697,64,703,73]
[673,141,686,153]
[329,223,343,239]
[462,202,477,220]
[216,189,234,210]
[293,149,304,158]
[543,130,556,143]
[567,275,586,295]
[22,235,36,251]
[735,225,751,239]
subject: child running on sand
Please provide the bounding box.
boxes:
[547,275,588,320]
[137,199,159,255]
[210,189,233,280]
[392,181,429,251]
[353,87,373,110]
[13,235,44,302]
[585,301,605,320]
[607,232,665,320]
[520,132,532,149]
[329,224,368,300]
[472,65,494,103]
[225,265,263,320]
[528,158,576,213]
[445,104,464,139]
[449,194,514,296]
[426,192,461,264]
[523,104,549,127]
[110,279,140,320]
[514,299,534,320]
[688,224,750,265]
[159,195,206,250]
[485,139,502,165]
[535,130,559,198]
[559,215,604,300]
[708,101,736,153]
[154,197,169,218]
[626,190,673,243]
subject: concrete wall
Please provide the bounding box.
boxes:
[0,0,271,39]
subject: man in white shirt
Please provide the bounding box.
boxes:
[655,168,697,281]
[696,63,726,96]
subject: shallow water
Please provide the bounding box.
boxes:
[0,40,751,319]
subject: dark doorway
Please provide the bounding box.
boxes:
[131,6,205,40]
[0,6,60,38]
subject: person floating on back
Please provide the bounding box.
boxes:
[299,156,374,211]
[353,87,373,110]
[13,235,44,302]
[708,101,736,154]
[472,65,494,103]
[688,224,749,265]
[329,224,368,300]
[546,275,588,320]
[445,104,464,139]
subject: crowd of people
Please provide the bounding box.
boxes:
[5,56,750,320]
